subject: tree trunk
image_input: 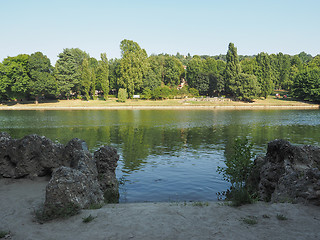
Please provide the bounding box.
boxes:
[35,96,39,105]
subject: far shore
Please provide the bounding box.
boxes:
[0,98,319,111]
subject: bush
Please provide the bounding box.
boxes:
[117,88,128,102]
[142,88,152,100]
[188,88,199,97]
[217,137,255,206]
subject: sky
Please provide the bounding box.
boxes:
[1,0,319,63]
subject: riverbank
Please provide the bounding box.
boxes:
[0,97,319,110]
[1,178,319,240]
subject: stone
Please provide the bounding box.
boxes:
[44,166,104,210]
[94,146,120,203]
[0,133,65,178]
[248,139,320,205]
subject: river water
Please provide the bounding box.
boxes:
[1,109,320,202]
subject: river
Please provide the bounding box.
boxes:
[1,109,319,202]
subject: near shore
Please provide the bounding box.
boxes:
[0,97,319,110]
[1,178,319,240]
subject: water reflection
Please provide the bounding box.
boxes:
[1,110,320,202]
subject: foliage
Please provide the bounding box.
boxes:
[276,214,288,220]
[255,52,274,98]
[188,88,199,97]
[235,73,260,101]
[0,231,10,238]
[242,216,258,225]
[119,39,148,97]
[224,43,241,96]
[291,68,320,102]
[217,137,255,206]
[96,53,109,100]
[117,88,128,102]
[82,214,96,223]
[28,52,57,103]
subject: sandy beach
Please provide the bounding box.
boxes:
[1,177,319,240]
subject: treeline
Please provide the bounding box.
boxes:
[0,39,319,103]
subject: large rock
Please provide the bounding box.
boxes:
[0,132,120,210]
[94,146,120,203]
[0,133,65,178]
[248,139,320,205]
[44,166,104,210]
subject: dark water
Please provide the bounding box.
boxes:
[1,109,320,202]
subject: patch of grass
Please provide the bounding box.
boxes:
[242,216,258,225]
[34,203,81,223]
[88,203,104,210]
[0,231,10,239]
[262,214,270,218]
[192,201,209,207]
[277,214,288,221]
[82,214,96,223]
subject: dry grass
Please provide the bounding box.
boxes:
[0,93,318,110]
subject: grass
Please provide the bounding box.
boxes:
[34,203,81,223]
[0,93,318,109]
[192,201,209,207]
[0,231,9,239]
[82,214,96,223]
[88,203,104,210]
[277,214,288,221]
[242,216,258,225]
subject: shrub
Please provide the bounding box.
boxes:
[117,88,128,102]
[217,137,255,206]
[142,88,152,100]
[82,214,96,223]
[188,88,199,97]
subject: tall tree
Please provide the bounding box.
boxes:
[96,53,109,99]
[163,55,184,86]
[255,52,274,98]
[186,55,204,89]
[224,43,241,96]
[28,52,57,103]
[55,48,89,99]
[0,54,30,100]
[81,58,91,100]
[119,39,148,97]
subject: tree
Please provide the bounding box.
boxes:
[55,48,89,99]
[186,56,204,89]
[292,68,320,102]
[119,39,148,98]
[163,55,184,86]
[255,53,274,98]
[108,58,121,93]
[235,73,260,101]
[0,54,30,100]
[224,43,241,96]
[81,58,91,100]
[96,53,109,100]
[28,52,57,103]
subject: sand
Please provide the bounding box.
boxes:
[1,178,319,240]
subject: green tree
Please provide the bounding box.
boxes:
[28,52,57,103]
[117,88,128,102]
[292,68,320,102]
[0,54,30,100]
[81,58,91,100]
[186,56,204,89]
[108,58,121,93]
[55,48,89,99]
[96,53,109,100]
[119,39,148,97]
[163,55,184,86]
[255,53,274,98]
[235,73,260,101]
[224,43,241,96]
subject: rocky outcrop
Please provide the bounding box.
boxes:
[248,139,320,205]
[94,146,120,203]
[0,132,65,178]
[0,132,120,210]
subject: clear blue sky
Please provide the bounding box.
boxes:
[1,0,319,63]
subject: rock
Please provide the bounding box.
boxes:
[94,146,120,203]
[249,139,320,205]
[0,133,65,178]
[63,138,98,177]
[44,166,104,210]
[0,132,120,210]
